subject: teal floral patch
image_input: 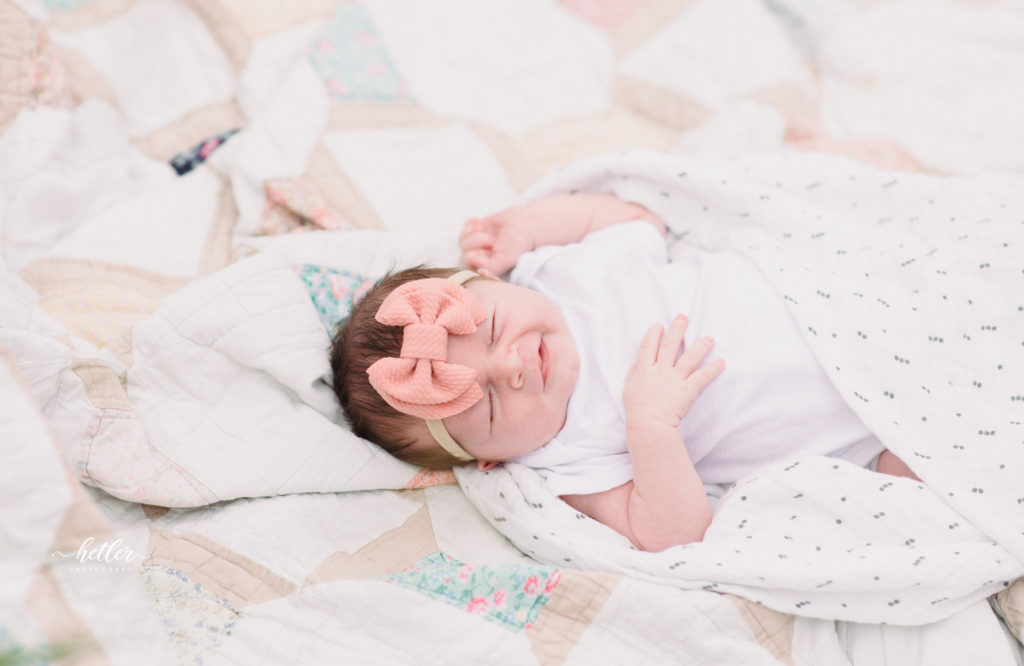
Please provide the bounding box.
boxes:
[380,552,562,632]
[307,5,410,101]
[295,265,374,334]
[40,0,96,10]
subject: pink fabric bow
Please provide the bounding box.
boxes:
[367,278,485,419]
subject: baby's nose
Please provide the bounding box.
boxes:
[492,344,524,389]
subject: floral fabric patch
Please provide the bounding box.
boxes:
[262,179,346,235]
[380,552,562,632]
[307,4,410,101]
[295,265,374,334]
[401,468,457,489]
[170,128,239,176]
[40,0,96,11]
[142,566,241,663]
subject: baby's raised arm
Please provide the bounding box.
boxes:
[460,194,665,275]
[562,315,724,552]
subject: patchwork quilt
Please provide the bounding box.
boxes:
[2,0,1023,663]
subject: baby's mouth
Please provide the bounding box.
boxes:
[539,338,549,387]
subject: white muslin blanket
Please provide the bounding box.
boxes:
[456,150,1024,625]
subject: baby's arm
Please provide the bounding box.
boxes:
[562,315,724,552]
[876,449,921,481]
[461,194,665,275]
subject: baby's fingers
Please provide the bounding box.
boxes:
[686,358,726,394]
[459,217,486,240]
[659,315,688,362]
[459,218,495,247]
[634,323,664,366]
[462,248,493,271]
[675,336,716,375]
[460,230,494,253]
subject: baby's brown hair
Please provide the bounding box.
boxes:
[330,265,471,470]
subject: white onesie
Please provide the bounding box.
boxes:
[510,221,884,497]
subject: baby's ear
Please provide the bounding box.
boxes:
[476,460,500,471]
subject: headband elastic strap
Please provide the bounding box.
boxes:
[447,269,478,286]
[426,418,474,461]
[424,269,478,462]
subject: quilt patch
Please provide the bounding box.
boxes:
[40,0,96,10]
[170,128,239,176]
[307,4,410,101]
[380,552,562,632]
[295,265,374,334]
[142,566,241,663]
[262,179,345,234]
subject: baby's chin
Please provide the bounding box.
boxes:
[522,411,570,457]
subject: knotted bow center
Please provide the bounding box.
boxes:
[400,323,449,361]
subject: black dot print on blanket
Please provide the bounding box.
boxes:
[460,153,1024,625]
[732,163,1024,559]
[646,154,1024,620]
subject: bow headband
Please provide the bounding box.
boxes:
[366,270,481,461]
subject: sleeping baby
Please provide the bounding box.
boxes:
[330,194,919,552]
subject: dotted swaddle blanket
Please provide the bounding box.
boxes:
[456,150,1024,625]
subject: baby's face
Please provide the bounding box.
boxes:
[435,278,579,462]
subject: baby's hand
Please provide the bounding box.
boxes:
[459,207,535,275]
[623,315,725,430]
